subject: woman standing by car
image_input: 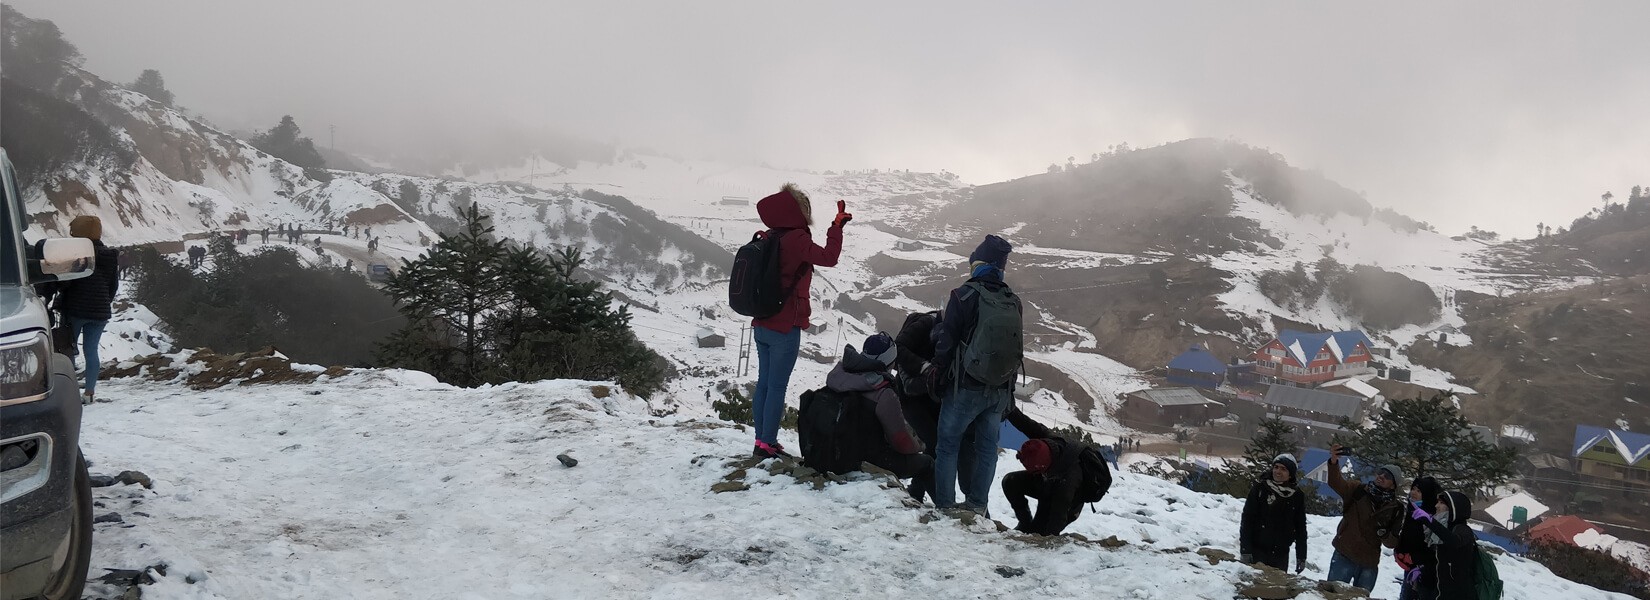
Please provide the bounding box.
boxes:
[53,215,119,403]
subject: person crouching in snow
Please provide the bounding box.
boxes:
[749,183,848,459]
[1240,454,1308,573]
[1000,407,1112,535]
[821,333,932,480]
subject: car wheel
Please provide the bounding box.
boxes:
[38,453,91,600]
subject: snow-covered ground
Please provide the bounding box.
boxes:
[77,375,1632,599]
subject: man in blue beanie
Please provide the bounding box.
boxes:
[924,234,1022,514]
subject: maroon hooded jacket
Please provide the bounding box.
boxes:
[752,187,842,333]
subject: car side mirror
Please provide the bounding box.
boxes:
[29,238,97,283]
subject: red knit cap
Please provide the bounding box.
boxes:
[1018,439,1052,473]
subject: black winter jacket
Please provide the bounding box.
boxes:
[1003,407,1112,535]
[1396,476,1444,577]
[1240,478,1308,561]
[893,310,939,397]
[1423,491,1480,599]
[55,242,119,321]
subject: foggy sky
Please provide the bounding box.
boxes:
[9,1,1648,236]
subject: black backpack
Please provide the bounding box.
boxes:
[797,388,879,475]
[1074,445,1113,504]
[728,229,806,318]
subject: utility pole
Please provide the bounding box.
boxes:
[737,326,754,377]
[329,124,336,151]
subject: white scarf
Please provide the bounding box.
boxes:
[1266,479,1297,499]
[1425,511,1451,546]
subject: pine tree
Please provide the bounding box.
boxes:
[1191,415,1301,498]
[1,6,83,90]
[397,180,422,216]
[378,204,511,386]
[377,206,668,395]
[250,116,327,171]
[1338,394,1519,495]
[130,69,174,106]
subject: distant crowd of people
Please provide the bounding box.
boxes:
[180,220,380,270]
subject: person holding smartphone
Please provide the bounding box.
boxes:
[1323,444,1407,592]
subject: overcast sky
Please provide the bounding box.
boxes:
[10,1,1648,236]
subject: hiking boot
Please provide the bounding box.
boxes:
[940,507,981,524]
[81,392,94,405]
[753,440,791,459]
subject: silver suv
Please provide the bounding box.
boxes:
[0,148,96,600]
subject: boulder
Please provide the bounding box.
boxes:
[115,470,152,489]
[710,481,749,493]
[994,565,1026,578]
[1196,547,1237,565]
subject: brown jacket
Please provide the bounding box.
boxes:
[1326,460,1405,567]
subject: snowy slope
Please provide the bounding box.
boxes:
[1210,174,1593,390]
[22,69,432,247]
[77,376,1631,600]
[442,152,1157,436]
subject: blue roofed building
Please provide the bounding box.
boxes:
[1572,425,1650,498]
[1167,346,1227,389]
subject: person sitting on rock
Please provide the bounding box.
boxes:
[1000,408,1112,535]
[813,333,932,481]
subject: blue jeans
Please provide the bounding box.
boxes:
[68,317,108,395]
[1327,550,1379,591]
[933,385,1009,509]
[752,326,801,446]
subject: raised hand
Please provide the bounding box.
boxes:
[1411,504,1432,522]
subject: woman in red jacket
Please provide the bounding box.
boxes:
[749,184,849,458]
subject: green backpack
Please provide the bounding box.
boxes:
[1474,548,1503,600]
[956,281,1023,387]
